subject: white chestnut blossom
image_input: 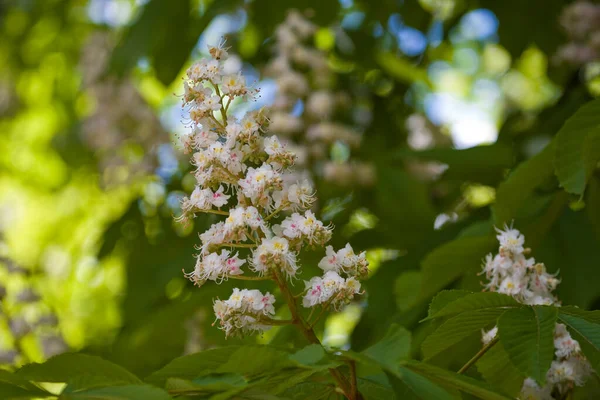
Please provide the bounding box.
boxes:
[251,237,298,279]
[274,210,332,248]
[479,226,593,399]
[303,271,361,310]
[184,250,246,285]
[318,244,369,280]
[213,288,276,337]
[176,44,367,339]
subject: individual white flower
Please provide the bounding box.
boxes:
[554,324,581,358]
[238,163,283,208]
[210,185,230,208]
[184,250,245,285]
[200,94,222,112]
[199,221,226,254]
[496,226,525,254]
[221,73,247,97]
[213,288,276,337]
[519,378,552,400]
[273,180,315,211]
[251,237,298,279]
[481,326,498,345]
[222,206,266,242]
[276,210,332,247]
[208,40,229,60]
[318,244,369,279]
[302,271,361,309]
[191,125,219,149]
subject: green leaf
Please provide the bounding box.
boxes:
[497,306,558,384]
[395,271,423,312]
[422,309,503,360]
[397,143,514,185]
[420,235,497,301]
[427,290,472,318]
[386,367,454,400]
[362,324,412,371]
[147,346,296,386]
[16,353,141,391]
[289,344,325,366]
[59,385,172,400]
[494,140,556,225]
[403,361,512,400]
[0,370,53,399]
[476,341,526,397]
[146,347,241,385]
[216,346,296,376]
[557,307,600,370]
[584,131,600,181]
[281,382,337,400]
[546,209,600,308]
[357,376,396,400]
[165,374,246,394]
[555,98,600,195]
[424,292,521,321]
[374,169,436,249]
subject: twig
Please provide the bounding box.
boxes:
[229,275,271,281]
[458,337,499,374]
[349,360,358,400]
[219,242,257,249]
[199,208,229,216]
[272,269,353,399]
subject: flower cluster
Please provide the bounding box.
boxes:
[177,43,367,337]
[554,1,600,66]
[213,288,276,336]
[481,227,559,305]
[264,10,375,187]
[480,227,593,399]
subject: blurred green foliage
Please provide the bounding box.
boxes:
[0,0,599,398]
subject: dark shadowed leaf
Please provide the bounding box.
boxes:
[17,353,141,390]
[554,98,600,195]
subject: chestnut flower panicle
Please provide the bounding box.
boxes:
[264,10,375,188]
[176,44,367,338]
[480,226,593,399]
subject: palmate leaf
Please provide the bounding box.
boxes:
[426,290,472,318]
[361,324,412,371]
[0,370,54,399]
[554,98,600,195]
[58,385,172,400]
[16,353,141,391]
[146,345,296,385]
[402,361,511,400]
[497,306,558,385]
[357,376,396,400]
[420,235,497,301]
[422,309,504,360]
[424,291,521,321]
[476,341,526,397]
[386,367,454,400]
[557,307,600,370]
